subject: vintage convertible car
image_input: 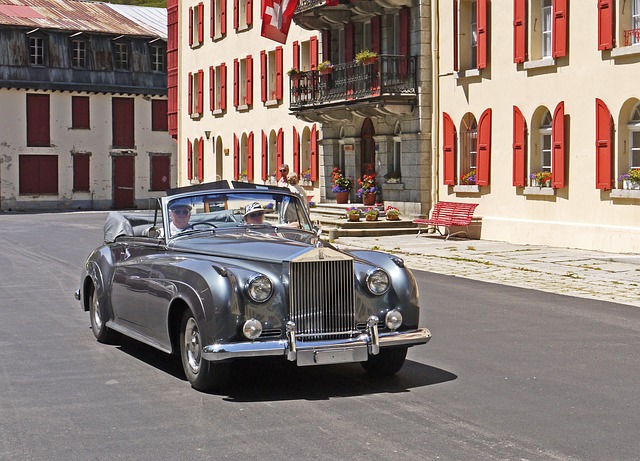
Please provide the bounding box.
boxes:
[76,181,431,391]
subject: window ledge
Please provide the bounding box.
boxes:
[383,182,405,191]
[236,24,251,33]
[237,104,250,112]
[454,68,481,79]
[523,57,556,70]
[265,99,280,107]
[611,44,640,58]
[523,186,556,196]
[213,33,224,42]
[453,185,480,193]
[212,109,224,116]
[190,113,202,120]
[610,189,640,199]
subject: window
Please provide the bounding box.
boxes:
[72,96,90,129]
[524,104,565,189]
[189,138,204,182]
[150,154,171,191]
[527,110,553,186]
[261,47,282,102]
[443,109,491,187]
[112,97,135,148]
[454,0,486,72]
[629,103,640,169]
[29,36,45,66]
[114,42,129,70]
[234,56,253,108]
[211,0,227,38]
[460,113,478,182]
[541,0,553,58]
[151,99,168,131]
[71,40,86,68]
[72,153,90,192]
[209,63,227,112]
[151,45,165,72]
[515,0,567,63]
[19,155,58,195]
[188,70,204,116]
[189,3,204,47]
[27,93,50,147]
[234,0,252,30]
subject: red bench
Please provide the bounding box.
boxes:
[413,201,478,240]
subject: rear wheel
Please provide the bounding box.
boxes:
[89,287,120,344]
[179,310,230,392]
[361,346,408,377]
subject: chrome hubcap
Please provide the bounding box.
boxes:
[184,317,201,374]
[92,296,102,329]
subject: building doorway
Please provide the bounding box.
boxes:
[360,118,376,178]
[112,154,135,209]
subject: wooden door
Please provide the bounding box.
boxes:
[113,155,135,209]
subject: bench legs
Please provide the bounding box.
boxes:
[416,224,471,240]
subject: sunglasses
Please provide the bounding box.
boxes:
[171,209,190,216]
[279,168,287,172]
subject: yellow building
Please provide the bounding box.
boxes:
[436,0,640,252]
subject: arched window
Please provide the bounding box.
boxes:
[459,113,477,184]
[268,130,278,183]
[240,133,248,179]
[215,136,224,181]
[529,107,552,186]
[629,103,640,169]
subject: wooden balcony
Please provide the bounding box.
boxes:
[289,55,417,121]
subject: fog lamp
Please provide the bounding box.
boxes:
[385,309,403,330]
[242,319,263,339]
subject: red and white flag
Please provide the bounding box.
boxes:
[261,0,299,44]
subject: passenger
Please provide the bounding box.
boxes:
[243,202,268,225]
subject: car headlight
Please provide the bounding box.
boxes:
[385,309,403,330]
[366,268,390,295]
[243,319,263,339]
[246,274,273,303]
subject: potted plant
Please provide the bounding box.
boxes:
[364,207,379,221]
[621,168,640,190]
[301,168,312,186]
[317,60,333,74]
[345,207,361,221]
[530,171,552,187]
[384,171,401,184]
[384,206,400,221]
[356,173,378,206]
[287,67,302,81]
[238,169,248,182]
[355,49,378,65]
[460,169,477,185]
[331,167,352,203]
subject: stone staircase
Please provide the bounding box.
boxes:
[309,202,420,238]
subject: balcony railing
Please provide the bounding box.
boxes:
[624,28,640,46]
[289,55,416,109]
[295,0,329,14]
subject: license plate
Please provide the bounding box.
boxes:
[296,347,368,366]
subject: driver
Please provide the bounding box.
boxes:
[243,202,268,224]
[168,202,192,235]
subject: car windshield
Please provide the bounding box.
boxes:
[164,190,311,238]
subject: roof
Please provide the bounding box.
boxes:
[0,0,166,38]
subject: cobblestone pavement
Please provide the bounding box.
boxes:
[333,234,640,308]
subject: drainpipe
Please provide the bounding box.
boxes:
[430,0,440,214]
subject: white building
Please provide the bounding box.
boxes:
[0,0,176,211]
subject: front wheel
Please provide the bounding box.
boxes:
[361,346,408,377]
[89,287,120,344]
[179,310,230,392]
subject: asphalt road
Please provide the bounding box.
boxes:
[1,211,639,461]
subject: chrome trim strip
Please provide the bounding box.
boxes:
[201,327,431,362]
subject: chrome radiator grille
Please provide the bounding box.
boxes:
[289,258,355,340]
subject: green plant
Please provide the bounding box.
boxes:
[355,49,378,64]
[530,171,552,184]
[356,174,378,198]
[331,167,352,192]
[287,67,301,76]
[460,169,477,185]
[364,207,379,218]
[317,60,332,71]
[345,207,361,218]
[384,206,400,217]
[628,168,640,184]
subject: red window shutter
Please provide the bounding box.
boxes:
[310,124,318,181]
[73,154,90,192]
[233,58,239,107]
[188,72,193,115]
[310,36,318,70]
[477,108,492,186]
[246,54,253,105]
[247,131,255,182]
[261,130,268,180]
[512,106,527,187]
[443,113,456,185]
[197,69,204,114]
[198,3,204,43]
[345,23,354,62]
[72,96,90,129]
[293,41,300,69]
[246,0,253,25]
[220,0,227,34]
[233,0,238,29]
[399,7,410,56]
[187,139,193,181]
[209,66,214,111]
[151,99,168,131]
[150,155,170,191]
[476,0,487,69]
[595,98,613,190]
[220,63,227,110]
[198,137,204,181]
[277,128,284,167]
[453,0,458,71]
[260,50,267,102]
[112,97,134,148]
[321,29,331,62]
[598,0,614,51]
[552,101,565,189]
[189,6,194,46]
[552,0,567,58]
[513,0,527,63]
[233,134,239,179]
[292,126,300,174]
[210,0,215,38]
[371,16,381,54]
[27,94,50,147]
[275,46,283,100]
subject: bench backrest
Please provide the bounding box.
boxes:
[431,201,478,224]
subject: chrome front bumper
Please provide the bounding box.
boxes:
[202,322,431,366]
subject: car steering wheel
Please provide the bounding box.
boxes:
[185,222,217,230]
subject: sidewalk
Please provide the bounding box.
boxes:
[332,234,640,308]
